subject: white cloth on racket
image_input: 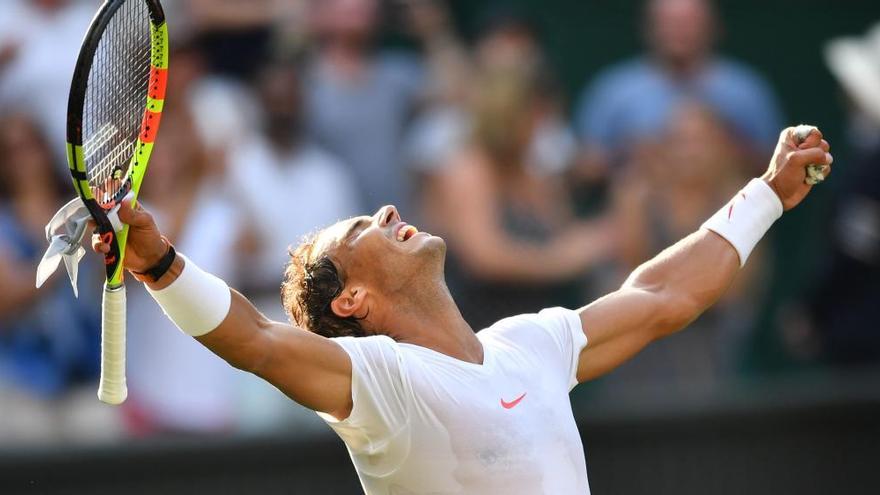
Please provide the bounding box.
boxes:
[36,196,91,297]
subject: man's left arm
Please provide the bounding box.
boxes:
[575,126,832,382]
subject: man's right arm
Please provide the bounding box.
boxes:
[94,204,354,420]
[200,286,353,420]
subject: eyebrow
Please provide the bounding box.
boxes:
[342,217,370,245]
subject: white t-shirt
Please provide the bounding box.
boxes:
[227,138,360,291]
[319,307,591,495]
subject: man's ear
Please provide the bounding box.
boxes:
[330,285,367,319]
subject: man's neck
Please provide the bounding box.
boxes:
[320,39,370,80]
[379,282,483,365]
[654,53,708,80]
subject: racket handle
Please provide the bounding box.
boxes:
[98,284,128,405]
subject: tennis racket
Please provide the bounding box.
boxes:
[66,0,169,405]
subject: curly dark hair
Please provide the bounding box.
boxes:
[281,234,366,339]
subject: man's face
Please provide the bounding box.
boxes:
[310,0,379,43]
[313,205,446,299]
[647,0,714,65]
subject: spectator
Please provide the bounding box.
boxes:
[303,0,425,212]
[573,0,782,177]
[0,113,117,443]
[799,22,880,364]
[407,6,577,176]
[228,61,360,321]
[175,0,307,80]
[432,67,614,330]
[401,0,471,179]
[608,103,767,389]
[0,0,94,172]
[406,7,578,225]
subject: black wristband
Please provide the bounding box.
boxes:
[135,243,176,282]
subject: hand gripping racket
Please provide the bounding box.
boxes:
[66,0,168,404]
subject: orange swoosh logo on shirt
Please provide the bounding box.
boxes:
[500,392,527,409]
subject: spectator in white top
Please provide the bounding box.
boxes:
[303,0,425,213]
[228,61,360,320]
[0,0,94,172]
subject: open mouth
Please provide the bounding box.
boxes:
[395,224,419,242]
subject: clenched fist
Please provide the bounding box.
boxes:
[762,126,833,211]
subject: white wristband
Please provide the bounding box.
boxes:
[701,178,783,267]
[147,254,231,337]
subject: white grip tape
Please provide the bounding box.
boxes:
[701,178,783,267]
[147,254,231,337]
[98,284,128,405]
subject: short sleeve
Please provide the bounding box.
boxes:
[485,307,588,391]
[317,336,411,457]
[532,308,588,390]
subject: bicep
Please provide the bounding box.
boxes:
[575,287,671,382]
[253,323,353,418]
[197,291,353,418]
[575,230,740,382]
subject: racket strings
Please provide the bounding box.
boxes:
[82,0,152,206]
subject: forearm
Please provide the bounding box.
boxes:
[623,177,783,334]
[623,229,740,334]
[577,187,771,381]
[141,254,352,415]
[196,290,276,374]
[576,126,832,382]
[143,255,270,373]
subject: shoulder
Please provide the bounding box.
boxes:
[375,51,425,90]
[375,51,424,76]
[711,57,773,89]
[481,307,585,349]
[585,58,652,94]
[481,308,587,388]
[576,58,653,120]
[330,335,413,374]
[331,334,399,356]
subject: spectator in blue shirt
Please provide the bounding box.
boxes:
[0,113,101,399]
[573,0,783,175]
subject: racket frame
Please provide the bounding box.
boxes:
[66,0,168,288]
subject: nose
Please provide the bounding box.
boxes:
[375,205,399,227]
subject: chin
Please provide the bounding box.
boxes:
[419,233,445,254]
[412,233,446,264]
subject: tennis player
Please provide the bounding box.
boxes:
[94,126,831,494]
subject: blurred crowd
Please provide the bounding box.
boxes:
[0,0,878,445]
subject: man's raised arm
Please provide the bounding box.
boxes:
[92,203,354,420]
[575,126,832,382]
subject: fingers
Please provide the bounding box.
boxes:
[790,125,823,147]
[800,138,830,153]
[789,146,833,173]
[91,232,110,254]
[116,199,152,227]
